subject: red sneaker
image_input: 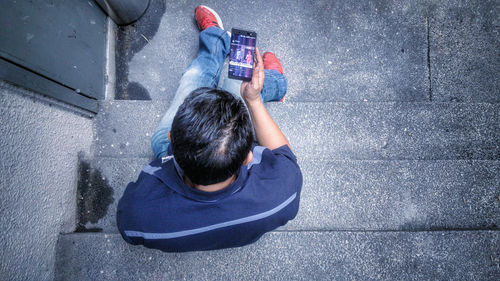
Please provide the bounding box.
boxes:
[263,52,284,74]
[195,5,224,31]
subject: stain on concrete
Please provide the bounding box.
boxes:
[76,157,114,232]
[115,0,166,100]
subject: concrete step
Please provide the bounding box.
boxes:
[124,0,429,102]
[78,157,499,233]
[430,0,500,102]
[120,0,499,103]
[95,101,500,159]
[54,231,499,280]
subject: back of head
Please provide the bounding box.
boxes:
[170,87,254,185]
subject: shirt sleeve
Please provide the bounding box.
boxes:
[271,145,298,164]
[269,145,303,215]
[269,145,302,194]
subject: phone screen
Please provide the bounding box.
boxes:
[228,28,257,81]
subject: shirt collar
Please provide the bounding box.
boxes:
[151,157,248,203]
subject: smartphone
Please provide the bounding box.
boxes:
[228,28,257,81]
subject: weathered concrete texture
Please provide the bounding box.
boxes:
[115,0,167,100]
[85,157,499,233]
[123,0,428,102]
[80,157,150,232]
[0,82,93,281]
[94,100,170,157]
[55,231,499,281]
[429,0,500,102]
[268,102,499,160]
[295,158,500,231]
[95,101,500,159]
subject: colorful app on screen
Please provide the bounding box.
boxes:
[229,28,257,81]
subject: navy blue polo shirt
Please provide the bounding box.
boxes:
[116,145,302,252]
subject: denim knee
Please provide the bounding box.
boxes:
[151,127,171,159]
[261,70,288,102]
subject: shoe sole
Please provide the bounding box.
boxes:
[263,53,284,72]
[198,5,224,30]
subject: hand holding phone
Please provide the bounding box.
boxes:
[240,47,265,104]
[229,28,257,81]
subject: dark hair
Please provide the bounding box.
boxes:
[170,87,254,185]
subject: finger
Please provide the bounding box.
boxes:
[254,47,265,85]
[240,81,248,96]
[250,48,262,86]
[253,48,263,78]
[255,47,263,68]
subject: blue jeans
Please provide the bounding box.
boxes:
[151,27,287,159]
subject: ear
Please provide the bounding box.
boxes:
[168,131,171,142]
[243,150,253,165]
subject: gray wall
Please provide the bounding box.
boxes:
[0,81,93,281]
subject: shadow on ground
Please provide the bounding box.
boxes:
[115,1,166,100]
